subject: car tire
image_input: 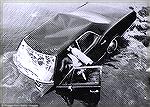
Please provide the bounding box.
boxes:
[106,37,118,54]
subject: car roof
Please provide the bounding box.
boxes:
[24,12,111,55]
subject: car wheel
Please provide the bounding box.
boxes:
[107,37,118,54]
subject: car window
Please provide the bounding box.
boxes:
[76,31,100,53]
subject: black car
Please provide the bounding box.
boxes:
[13,10,136,106]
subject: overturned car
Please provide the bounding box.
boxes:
[13,10,136,106]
